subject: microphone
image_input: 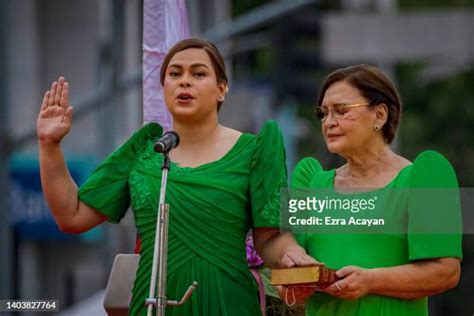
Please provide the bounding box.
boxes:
[153,131,180,153]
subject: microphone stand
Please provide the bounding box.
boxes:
[145,151,198,316]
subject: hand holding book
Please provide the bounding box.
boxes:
[271,264,339,286]
[272,264,340,305]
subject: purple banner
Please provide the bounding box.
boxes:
[143,0,190,130]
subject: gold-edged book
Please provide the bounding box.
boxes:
[270,265,338,286]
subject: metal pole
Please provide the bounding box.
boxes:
[0,0,13,300]
[202,0,313,43]
[156,203,170,315]
[144,151,197,315]
[146,153,170,316]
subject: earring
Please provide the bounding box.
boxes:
[373,125,380,131]
[218,95,225,102]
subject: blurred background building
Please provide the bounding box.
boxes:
[1,0,473,315]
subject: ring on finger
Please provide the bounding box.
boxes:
[335,281,341,291]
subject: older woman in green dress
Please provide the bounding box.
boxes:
[282,64,462,315]
[37,38,316,315]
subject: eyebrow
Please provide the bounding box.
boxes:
[168,63,210,69]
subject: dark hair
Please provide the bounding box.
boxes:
[160,38,228,111]
[316,64,402,144]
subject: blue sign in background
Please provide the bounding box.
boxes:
[9,155,103,242]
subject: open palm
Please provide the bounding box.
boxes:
[37,77,73,144]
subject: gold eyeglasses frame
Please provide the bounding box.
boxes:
[315,102,371,122]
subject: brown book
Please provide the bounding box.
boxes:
[270,265,338,286]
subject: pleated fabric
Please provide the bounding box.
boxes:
[78,121,287,316]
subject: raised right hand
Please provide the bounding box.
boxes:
[37,76,73,144]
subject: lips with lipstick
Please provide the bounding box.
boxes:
[177,92,194,103]
[326,133,343,140]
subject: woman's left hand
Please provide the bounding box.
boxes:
[324,265,374,300]
[279,245,319,268]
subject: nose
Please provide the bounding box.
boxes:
[179,73,191,88]
[323,111,338,129]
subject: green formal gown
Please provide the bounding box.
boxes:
[78,121,286,316]
[291,151,462,316]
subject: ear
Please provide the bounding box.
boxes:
[217,81,227,102]
[374,103,388,128]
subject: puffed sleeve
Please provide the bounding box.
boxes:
[78,123,162,223]
[290,158,323,249]
[249,121,287,228]
[291,157,323,189]
[407,150,463,260]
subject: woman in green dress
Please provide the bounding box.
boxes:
[280,64,462,315]
[37,38,316,315]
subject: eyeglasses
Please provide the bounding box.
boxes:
[315,102,371,122]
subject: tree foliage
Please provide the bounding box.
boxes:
[398,63,474,186]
